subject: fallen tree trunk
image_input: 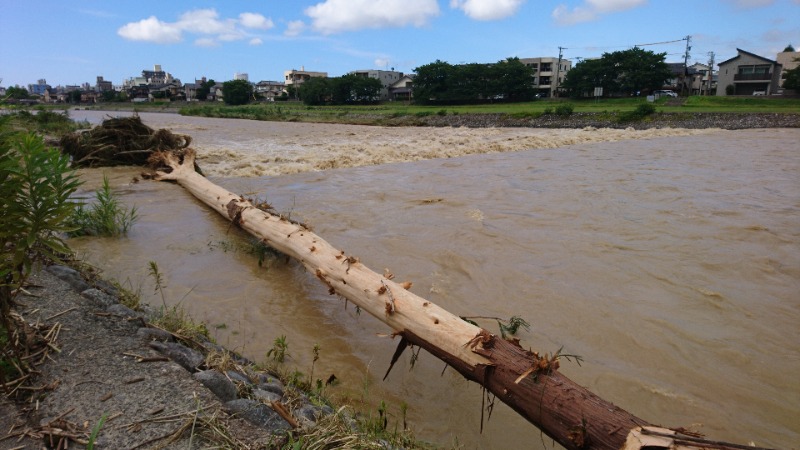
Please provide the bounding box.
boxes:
[152,150,749,450]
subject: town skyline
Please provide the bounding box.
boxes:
[1,0,798,89]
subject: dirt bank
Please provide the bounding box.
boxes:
[386,111,800,129]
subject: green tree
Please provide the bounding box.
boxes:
[561,58,615,97]
[414,58,535,104]
[330,74,383,104]
[195,79,216,101]
[286,85,297,100]
[783,44,795,52]
[101,90,117,102]
[298,77,332,105]
[413,60,456,104]
[4,86,29,100]
[222,79,253,105]
[493,57,536,101]
[68,90,82,104]
[782,58,800,90]
[562,48,670,97]
[606,47,671,95]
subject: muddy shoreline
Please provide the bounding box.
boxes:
[406,111,800,129]
[80,105,800,130]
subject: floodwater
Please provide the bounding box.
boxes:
[68,110,799,449]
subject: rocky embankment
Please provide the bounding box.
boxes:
[384,112,800,129]
[0,266,337,449]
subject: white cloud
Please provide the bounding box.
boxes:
[239,12,274,30]
[177,9,235,34]
[305,0,440,34]
[118,8,275,46]
[450,0,525,21]
[285,20,306,37]
[374,58,391,68]
[195,38,219,48]
[552,0,646,25]
[118,16,182,43]
[249,38,264,45]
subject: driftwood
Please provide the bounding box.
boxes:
[152,149,761,450]
[60,115,191,168]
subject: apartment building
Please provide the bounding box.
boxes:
[519,57,572,97]
[284,67,327,86]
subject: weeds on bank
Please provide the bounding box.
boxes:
[67,175,138,237]
[146,261,210,342]
[1,131,81,389]
[0,109,89,138]
[262,337,435,449]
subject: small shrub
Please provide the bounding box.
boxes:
[414,111,433,117]
[68,176,138,236]
[1,132,81,379]
[617,103,658,123]
[725,84,735,95]
[543,107,553,115]
[510,111,543,119]
[554,103,574,116]
[436,109,447,116]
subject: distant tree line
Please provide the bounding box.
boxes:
[412,57,537,104]
[560,48,672,97]
[297,74,383,106]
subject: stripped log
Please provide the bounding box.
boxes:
[153,149,741,450]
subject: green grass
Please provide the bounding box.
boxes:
[0,108,89,137]
[67,176,138,237]
[679,95,800,112]
[178,95,800,125]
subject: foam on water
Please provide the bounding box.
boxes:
[195,126,722,177]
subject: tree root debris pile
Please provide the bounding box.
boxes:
[60,115,191,168]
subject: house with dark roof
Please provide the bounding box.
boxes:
[716,48,782,96]
[388,74,414,101]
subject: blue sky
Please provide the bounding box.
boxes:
[1,0,798,88]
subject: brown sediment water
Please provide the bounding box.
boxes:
[68,111,799,449]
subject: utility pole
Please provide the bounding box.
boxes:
[555,46,565,98]
[682,35,692,96]
[706,51,715,96]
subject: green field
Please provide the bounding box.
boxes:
[9,95,798,125]
[173,95,800,124]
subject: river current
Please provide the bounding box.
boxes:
[67,110,799,449]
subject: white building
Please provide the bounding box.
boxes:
[519,57,572,97]
[348,70,403,100]
[284,67,327,86]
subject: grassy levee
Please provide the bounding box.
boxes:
[176,95,800,125]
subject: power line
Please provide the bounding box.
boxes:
[634,38,686,47]
[560,36,689,55]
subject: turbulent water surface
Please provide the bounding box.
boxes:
[68,110,799,449]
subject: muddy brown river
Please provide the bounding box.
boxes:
[67,110,799,449]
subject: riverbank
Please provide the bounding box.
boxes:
[72,99,800,130]
[401,111,800,129]
[0,265,430,449]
